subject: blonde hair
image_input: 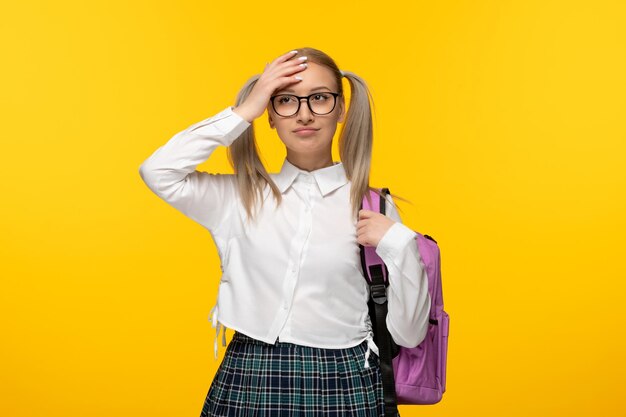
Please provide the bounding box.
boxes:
[227,46,411,224]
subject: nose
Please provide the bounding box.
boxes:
[296,97,314,121]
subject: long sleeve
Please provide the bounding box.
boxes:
[374,194,431,348]
[138,106,251,232]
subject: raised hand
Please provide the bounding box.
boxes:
[233,50,308,123]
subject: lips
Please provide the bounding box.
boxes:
[293,128,320,132]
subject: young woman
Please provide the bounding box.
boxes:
[139,47,431,417]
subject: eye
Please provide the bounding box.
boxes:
[277,95,296,104]
[311,93,330,101]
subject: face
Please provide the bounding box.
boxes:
[267,62,345,159]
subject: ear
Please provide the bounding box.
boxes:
[337,98,346,124]
[267,105,275,129]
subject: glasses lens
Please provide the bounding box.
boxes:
[309,93,336,115]
[273,95,299,116]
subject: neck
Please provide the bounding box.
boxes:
[286,153,334,172]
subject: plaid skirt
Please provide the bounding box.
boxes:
[199,331,386,417]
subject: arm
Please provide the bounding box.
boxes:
[374,194,431,348]
[138,106,251,232]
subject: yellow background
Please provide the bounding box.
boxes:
[1,1,625,416]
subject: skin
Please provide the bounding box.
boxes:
[233,50,396,248]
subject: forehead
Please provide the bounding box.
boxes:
[275,62,337,94]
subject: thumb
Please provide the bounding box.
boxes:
[359,209,374,218]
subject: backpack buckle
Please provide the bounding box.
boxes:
[370,284,387,304]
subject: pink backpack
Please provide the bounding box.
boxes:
[360,187,449,416]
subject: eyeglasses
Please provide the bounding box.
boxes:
[270,92,341,117]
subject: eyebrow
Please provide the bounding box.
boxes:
[277,86,332,94]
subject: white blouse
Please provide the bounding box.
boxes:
[139,105,431,369]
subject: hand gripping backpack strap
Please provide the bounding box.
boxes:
[359,187,400,417]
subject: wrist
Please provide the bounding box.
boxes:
[232,105,255,123]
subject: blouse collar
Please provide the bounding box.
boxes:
[274,157,349,197]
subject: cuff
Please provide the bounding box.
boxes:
[375,222,418,261]
[186,106,251,144]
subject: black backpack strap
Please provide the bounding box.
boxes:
[360,187,401,417]
[372,273,400,417]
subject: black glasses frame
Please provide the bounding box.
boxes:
[269,92,341,117]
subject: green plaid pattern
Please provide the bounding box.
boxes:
[200,331,385,416]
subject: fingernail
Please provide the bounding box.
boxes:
[290,50,298,54]
[294,76,303,80]
[298,56,307,61]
